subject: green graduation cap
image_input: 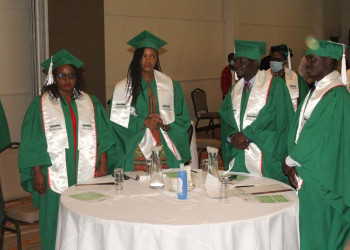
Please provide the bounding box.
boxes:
[234,39,266,63]
[127,30,167,50]
[270,44,293,58]
[305,37,343,60]
[41,49,84,71]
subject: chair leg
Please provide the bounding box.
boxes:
[0,219,5,250]
[195,119,200,132]
[210,119,215,138]
[13,221,22,250]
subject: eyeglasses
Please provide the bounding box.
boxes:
[56,73,77,80]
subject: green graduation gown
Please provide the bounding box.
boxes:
[0,99,11,151]
[110,78,191,171]
[288,85,350,249]
[220,74,294,183]
[18,94,115,250]
[294,74,309,107]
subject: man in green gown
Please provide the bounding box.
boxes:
[283,38,350,249]
[18,50,115,250]
[0,99,11,152]
[267,44,309,111]
[110,31,191,171]
[220,40,294,183]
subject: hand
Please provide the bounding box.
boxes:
[144,114,164,131]
[230,132,249,150]
[95,152,108,177]
[282,159,299,189]
[33,166,46,195]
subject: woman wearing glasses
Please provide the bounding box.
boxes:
[18,49,114,250]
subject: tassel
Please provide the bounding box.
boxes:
[287,49,292,70]
[44,56,54,86]
[341,45,347,85]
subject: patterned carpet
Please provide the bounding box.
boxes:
[2,223,40,250]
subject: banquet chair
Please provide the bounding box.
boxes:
[191,88,220,138]
[0,143,39,250]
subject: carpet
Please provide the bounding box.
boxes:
[2,223,40,250]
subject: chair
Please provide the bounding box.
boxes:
[191,88,220,138]
[0,144,39,250]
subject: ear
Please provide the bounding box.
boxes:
[325,57,333,65]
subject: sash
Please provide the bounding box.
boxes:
[110,70,181,160]
[284,68,299,111]
[229,70,272,176]
[267,68,299,111]
[41,92,97,194]
[295,71,343,143]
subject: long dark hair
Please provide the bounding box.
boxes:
[41,64,85,100]
[126,48,162,106]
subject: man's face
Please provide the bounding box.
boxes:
[305,55,329,81]
[233,57,257,79]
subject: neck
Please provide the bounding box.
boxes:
[271,69,285,78]
[244,69,258,81]
[315,69,334,82]
[59,91,72,103]
[142,71,154,84]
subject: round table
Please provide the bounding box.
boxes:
[56,171,299,250]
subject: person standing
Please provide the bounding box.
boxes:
[283,38,350,249]
[268,44,309,111]
[18,49,115,250]
[110,30,191,171]
[221,53,236,99]
[220,39,294,183]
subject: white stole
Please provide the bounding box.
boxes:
[110,70,181,161]
[42,92,97,194]
[295,71,343,143]
[230,70,272,176]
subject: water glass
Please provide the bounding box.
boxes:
[202,159,209,185]
[219,176,229,192]
[114,168,124,190]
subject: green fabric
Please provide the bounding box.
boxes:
[18,94,115,250]
[287,85,350,249]
[41,49,84,70]
[127,30,167,50]
[110,79,191,171]
[305,37,344,60]
[0,100,10,151]
[220,75,294,183]
[234,39,266,63]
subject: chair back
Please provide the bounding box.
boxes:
[0,147,30,202]
[191,88,209,118]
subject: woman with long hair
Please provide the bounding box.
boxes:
[110,30,191,171]
[18,49,115,250]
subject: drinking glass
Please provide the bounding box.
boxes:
[202,159,209,185]
[114,168,124,190]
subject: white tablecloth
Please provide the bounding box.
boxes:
[56,172,299,250]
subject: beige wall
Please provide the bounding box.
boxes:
[104,0,225,125]
[0,0,33,142]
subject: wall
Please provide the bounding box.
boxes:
[48,0,106,105]
[230,0,324,70]
[104,0,225,125]
[0,0,33,142]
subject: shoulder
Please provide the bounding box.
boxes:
[324,85,350,99]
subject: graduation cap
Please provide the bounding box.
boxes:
[41,49,84,86]
[305,37,348,84]
[270,44,293,69]
[234,39,266,63]
[127,30,167,50]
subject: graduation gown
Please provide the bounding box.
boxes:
[0,99,10,151]
[18,94,114,250]
[110,78,191,171]
[220,71,294,183]
[287,73,350,249]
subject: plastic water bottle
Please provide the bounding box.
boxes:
[177,163,187,200]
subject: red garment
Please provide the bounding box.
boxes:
[221,65,233,96]
[67,101,77,180]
